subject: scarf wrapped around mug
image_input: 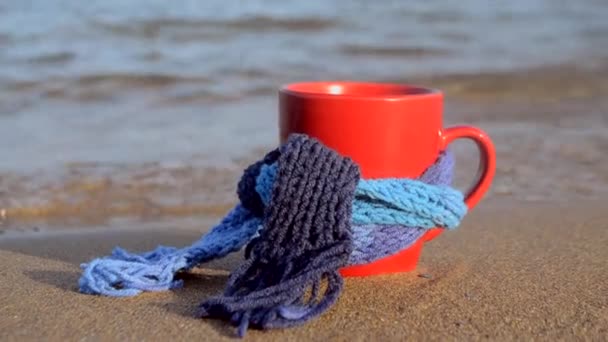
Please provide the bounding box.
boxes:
[79,134,467,337]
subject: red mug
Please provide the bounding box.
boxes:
[278,81,496,277]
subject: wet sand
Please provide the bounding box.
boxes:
[1,198,606,341]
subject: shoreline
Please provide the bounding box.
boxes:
[2,60,608,229]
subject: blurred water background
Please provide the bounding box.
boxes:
[1,0,607,229]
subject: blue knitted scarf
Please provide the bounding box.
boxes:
[79,134,467,337]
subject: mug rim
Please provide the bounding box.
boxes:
[279,80,442,101]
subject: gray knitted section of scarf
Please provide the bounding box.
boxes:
[197,134,360,337]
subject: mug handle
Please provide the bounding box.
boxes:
[422,125,496,242]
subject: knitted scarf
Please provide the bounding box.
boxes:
[79,134,466,337]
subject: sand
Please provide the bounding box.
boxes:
[1,198,606,341]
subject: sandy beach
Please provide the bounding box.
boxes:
[1,198,606,341]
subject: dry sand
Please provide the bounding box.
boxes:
[1,198,606,341]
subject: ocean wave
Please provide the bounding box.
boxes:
[25,52,75,65]
[218,67,276,79]
[93,15,339,39]
[0,162,244,226]
[221,16,338,31]
[157,90,243,105]
[380,61,608,104]
[416,10,467,24]
[4,60,608,104]
[73,73,211,87]
[244,85,278,97]
[339,44,450,58]
[4,73,210,89]
[1,73,214,102]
